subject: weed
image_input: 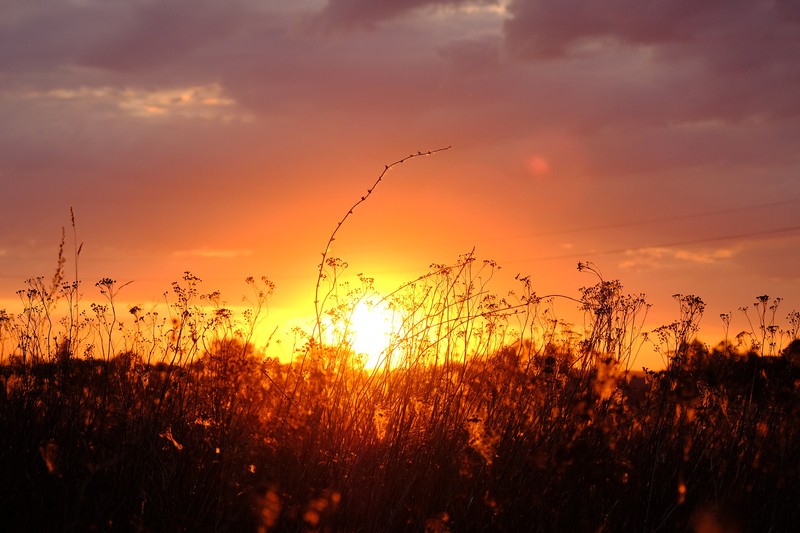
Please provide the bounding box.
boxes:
[1,152,799,531]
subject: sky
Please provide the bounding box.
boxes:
[1,0,799,368]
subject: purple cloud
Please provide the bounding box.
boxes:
[79,0,248,72]
[500,0,800,129]
[502,0,796,59]
[312,0,498,31]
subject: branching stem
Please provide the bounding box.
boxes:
[312,146,452,345]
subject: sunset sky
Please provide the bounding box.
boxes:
[2,0,799,367]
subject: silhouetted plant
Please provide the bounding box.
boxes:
[739,295,784,357]
[652,293,706,371]
[577,261,650,370]
[3,163,800,532]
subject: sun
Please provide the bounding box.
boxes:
[348,299,404,370]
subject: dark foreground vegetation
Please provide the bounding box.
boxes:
[2,160,799,531]
[2,254,800,532]
[3,337,800,532]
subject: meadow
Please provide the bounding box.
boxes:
[2,153,799,531]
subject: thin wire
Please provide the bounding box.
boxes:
[524,223,800,263]
[514,197,800,239]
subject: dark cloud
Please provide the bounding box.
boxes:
[312,0,497,31]
[0,0,254,75]
[501,0,800,129]
[504,0,720,57]
[503,1,796,59]
[80,0,248,72]
[0,1,109,71]
[503,0,800,91]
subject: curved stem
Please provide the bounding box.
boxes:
[312,146,452,346]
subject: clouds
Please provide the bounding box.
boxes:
[15,84,246,121]
[1,0,799,348]
[311,0,499,31]
[503,0,799,63]
[81,0,245,72]
[313,0,442,30]
[619,246,737,270]
[1,0,796,188]
[503,0,725,57]
[0,0,251,74]
[5,0,798,128]
[502,0,800,124]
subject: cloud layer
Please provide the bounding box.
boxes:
[1,0,799,351]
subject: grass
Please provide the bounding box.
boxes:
[1,154,800,531]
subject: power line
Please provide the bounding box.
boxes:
[515,197,800,239]
[524,223,800,262]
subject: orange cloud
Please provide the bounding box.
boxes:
[619,246,737,269]
[20,84,248,121]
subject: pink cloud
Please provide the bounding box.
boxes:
[79,0,247,72]
[312,0,498,31]
[502,0,796,61]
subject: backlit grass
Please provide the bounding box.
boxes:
[2,155,799,531]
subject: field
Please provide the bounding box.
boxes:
[5,1,800,530]
[2,158,800,531]
[2,244,800,532]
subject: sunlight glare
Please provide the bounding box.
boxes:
[349,299,403,370]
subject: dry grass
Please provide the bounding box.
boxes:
[1,255,799,531]
[2,156,799,530]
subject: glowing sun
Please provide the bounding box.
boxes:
[349,299,403,370]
